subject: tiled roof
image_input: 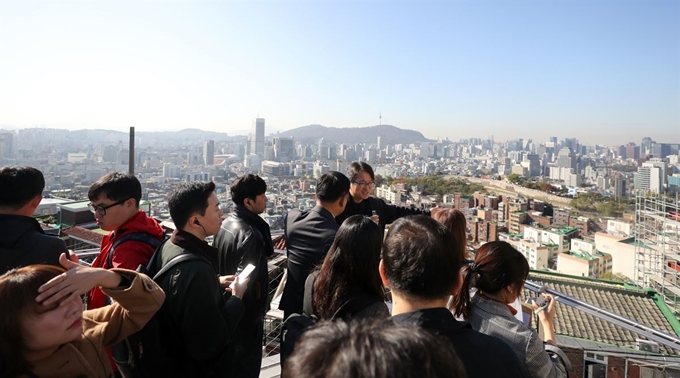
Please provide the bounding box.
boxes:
[62,226,104,246]
[526,272,680,355]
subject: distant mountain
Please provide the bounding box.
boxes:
[274,124,430,145]
[66,128,234,145]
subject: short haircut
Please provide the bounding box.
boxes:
[0,166,45,210]
[382,215,462,300]
[168,181,216,230]
[283,319,466,378]
[230,174,266,207]
[452,241,530,319]
[88,172,142,207]
[316,171,350,203]
[0,264,65,376]
[346,161,374,182]
[433,208,469,259]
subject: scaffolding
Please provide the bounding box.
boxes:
[635,192,680,308]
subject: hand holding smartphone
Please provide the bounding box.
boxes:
[526,296,550,313]
[526,295,559,314]
[230,264,255,290]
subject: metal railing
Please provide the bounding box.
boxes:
[524,280,680,352]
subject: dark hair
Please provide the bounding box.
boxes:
[283,319,466,378]
[382,215,462,300]
[346,161,374,182]
[433,208,468,259]
[452,241,530,319]
[230,174,266,206]
[312,215,384,319]
[88,172,142,207]
[168,181,216,230]
[316,171,350,203]
[0,265,65,376]
[0,166,45,210]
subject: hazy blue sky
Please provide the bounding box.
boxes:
[1,0,678,146]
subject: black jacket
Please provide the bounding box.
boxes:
[213,205,273,320]
[153,229,245,377]
[392,308,528,378]
[0,214,69,274]
[335,195,430,229]
[281,205,339,316]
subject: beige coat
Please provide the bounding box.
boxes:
[26,269,165,378]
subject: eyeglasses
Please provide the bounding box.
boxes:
[352,181,375,188]
[88,198,130,216]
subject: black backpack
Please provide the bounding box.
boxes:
[106,232,165,269]
[279,272,377,365]
[110,239,202,378]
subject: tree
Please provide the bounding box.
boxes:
[506,173,522,184]
[539,182,554,192]
[543,203,554,217]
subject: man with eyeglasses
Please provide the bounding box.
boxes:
[85,172,165,373]
[336,161,431,230]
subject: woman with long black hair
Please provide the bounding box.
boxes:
[309,215,389,320]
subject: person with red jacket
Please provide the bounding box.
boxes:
[85,172,165,375]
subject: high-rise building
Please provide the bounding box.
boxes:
[203,140,215,166]
[557,147,576,170]
[614,175,626,198]
[635,165,664,193]
[251,118,265,156]
[625,143,639,160]
[641,137,654,156]
[0,133,13,158]
[273,137,295,162]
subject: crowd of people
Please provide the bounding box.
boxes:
[0,162,571,378]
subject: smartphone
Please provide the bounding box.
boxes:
[239,264,256,280]
[526,296,551,312]
[230,264,256,289]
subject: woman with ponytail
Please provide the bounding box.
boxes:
[451,241,569,378]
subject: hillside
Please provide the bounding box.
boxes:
[274,124,429,145]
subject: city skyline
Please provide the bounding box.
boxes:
[1,1,678,146]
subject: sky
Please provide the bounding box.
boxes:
[0,0,678,146]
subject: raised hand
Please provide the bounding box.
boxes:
[231,275,250,299]
[36,253,122,306]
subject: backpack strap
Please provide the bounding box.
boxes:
[107,232,164,269]
[152,253,202,280]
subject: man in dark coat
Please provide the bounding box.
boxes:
[213,174,274,378]
[336,161,430,229]
[153,181,249,377]
[280,171,350,319]
[383,216,528,378]
[0,166,69,274]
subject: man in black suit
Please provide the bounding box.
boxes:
[280,171,350,319]
[382,216,528,378]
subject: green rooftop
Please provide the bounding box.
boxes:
[563,250,607,261]
[59,200,90,210]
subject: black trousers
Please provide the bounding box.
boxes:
[231,317,264,378]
